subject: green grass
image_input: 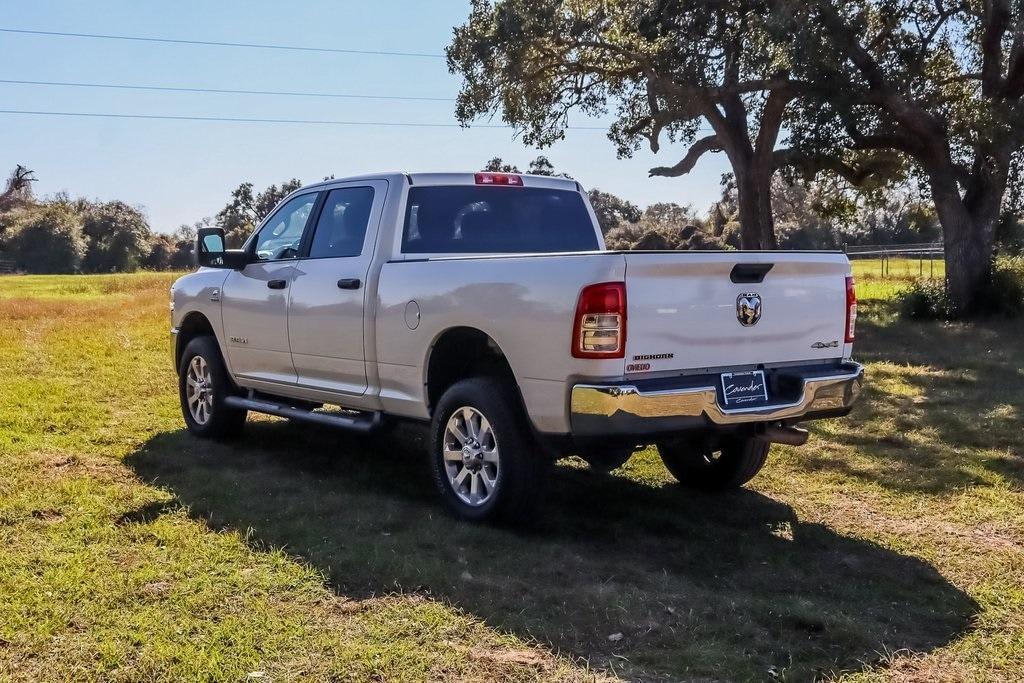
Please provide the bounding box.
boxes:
[1,272,1022,681]
[850,258,946,303]
[851,257,945,281]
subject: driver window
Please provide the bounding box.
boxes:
[253,193,318,261]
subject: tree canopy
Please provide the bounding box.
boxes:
[216,179,302,247]
[449,0,802,249]
[781,0,1024,313]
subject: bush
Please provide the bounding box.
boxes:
[898,256,1024,320]
[81,201,152,272]
[898,279,953,320]
[990,255,1024,314]
[7,204,87,273]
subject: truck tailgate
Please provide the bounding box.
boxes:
[623,252,851,374]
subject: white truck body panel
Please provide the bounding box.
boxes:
[622,252,852,375]
[171,171,860,438]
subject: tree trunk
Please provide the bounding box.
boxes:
[733,164,777,249]
[930,180,996,316]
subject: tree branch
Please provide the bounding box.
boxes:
[648,135,722,177]
[773,148,897,187]
[980,0,1012,96]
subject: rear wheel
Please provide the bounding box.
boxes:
[429,377,545,523]
[178,336,247,439]
[657,435,769,490]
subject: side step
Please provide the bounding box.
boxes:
[223,395,383,434]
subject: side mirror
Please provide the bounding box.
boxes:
[196,228,248,269]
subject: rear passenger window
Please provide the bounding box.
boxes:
[401,186,599,254]
[308,187,375,258]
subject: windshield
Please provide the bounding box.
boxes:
[401,185,599,254]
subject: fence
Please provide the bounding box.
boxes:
[845,242,944,279]
[0,258,15,274]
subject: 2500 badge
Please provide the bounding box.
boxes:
[627,352,674,373]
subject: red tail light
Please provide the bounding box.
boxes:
[572,282,626,359]
[474,172,523,186]
[845,276,857,343]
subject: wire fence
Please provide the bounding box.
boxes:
[845,242,944,279]
[0,259,16,274]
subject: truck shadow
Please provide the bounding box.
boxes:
[126,421,977,680]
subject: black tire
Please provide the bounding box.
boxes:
[657,436,769,490]
[429,377,546,523]
[178,336,247,439]
[580,445,635,473]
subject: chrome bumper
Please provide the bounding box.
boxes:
[570,362,864,436]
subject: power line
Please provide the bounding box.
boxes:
[0,78,455,102]
[0,108,610,130]
[0,27,445,59]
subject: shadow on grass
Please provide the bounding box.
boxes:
[127,420,978,681]
[802,301,1024,493]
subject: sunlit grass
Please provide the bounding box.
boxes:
[0,272,1021,681]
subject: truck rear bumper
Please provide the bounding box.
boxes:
[569,362,864,438]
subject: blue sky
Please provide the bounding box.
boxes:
[0,0,729,232]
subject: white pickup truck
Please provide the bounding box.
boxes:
[171,172,863,522]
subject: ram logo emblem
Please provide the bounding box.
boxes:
[736,293,762,327]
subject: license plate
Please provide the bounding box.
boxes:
[720,370,769,406]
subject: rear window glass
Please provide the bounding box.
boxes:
[401,186,599,254]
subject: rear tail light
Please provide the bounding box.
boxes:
[845,276,857,343]
[572,282,626,359]
[474,172,523,186]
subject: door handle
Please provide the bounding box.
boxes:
[337,278,362,290]
[267,279,287,289]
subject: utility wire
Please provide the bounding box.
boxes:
[0,27,445,59]
[0,108,610,130]
[0,78,455,102]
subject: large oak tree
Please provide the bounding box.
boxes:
[784,0,1024,314]
[448,0,803,249]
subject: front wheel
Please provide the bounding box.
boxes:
[178,336,247,439]
[429,377,545,523]
[657,436,769,490]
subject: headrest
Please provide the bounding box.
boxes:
[459,211,500,247]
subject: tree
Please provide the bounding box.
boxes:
[0,165,35,216]
[784,0,1024,314]
[143,233,176,271]
[7,203,87,273]
[527,155,557,176]
[449,0,803,249]
[81,200,152,272]
[483,157,520,172]
[604,201,726,250]
[0,165,37,237]
[587,189,642,234]
[216,179,302,247]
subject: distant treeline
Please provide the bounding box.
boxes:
[3,160,1019,275]
[0,166,300,274]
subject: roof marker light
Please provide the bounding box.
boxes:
[474,173,523,186]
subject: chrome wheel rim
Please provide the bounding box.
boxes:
[443,406,500,507]
[185,356,214,425]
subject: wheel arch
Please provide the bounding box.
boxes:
[175,311,217,372]
[424,326,523,418]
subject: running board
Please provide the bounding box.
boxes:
[223,395,383,433]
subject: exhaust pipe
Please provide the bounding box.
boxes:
[756,424,809,447]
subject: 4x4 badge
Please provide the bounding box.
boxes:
[736,292,762,326]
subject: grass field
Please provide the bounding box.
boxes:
[0,271,1021,681]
